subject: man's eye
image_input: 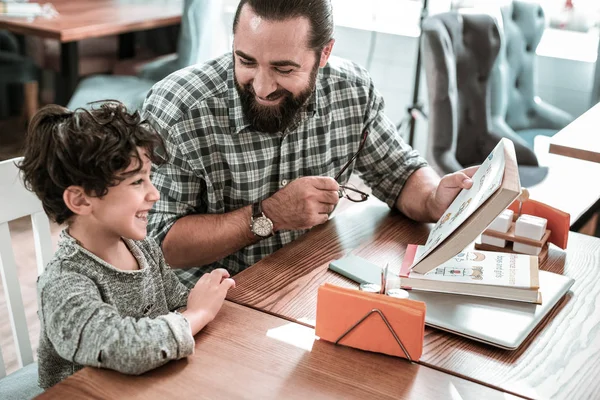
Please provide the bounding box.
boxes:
[275,68,293,75]
[239,58,255,66]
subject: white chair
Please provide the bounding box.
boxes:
[0,157,52,398]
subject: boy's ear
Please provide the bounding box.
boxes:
[63,186,92,216]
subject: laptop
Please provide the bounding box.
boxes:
[406,270,574,350]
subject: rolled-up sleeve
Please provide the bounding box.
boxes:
[144,103,205,246]
[355,82,428,208]
[41,273,195,375]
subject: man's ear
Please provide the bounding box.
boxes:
[63,186,92,216]
[319,39,335,67]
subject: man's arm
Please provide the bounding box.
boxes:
[161,176,339,269]
[162,205,257,268]
[396,166,477,222]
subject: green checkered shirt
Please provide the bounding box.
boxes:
[143,53,427,288]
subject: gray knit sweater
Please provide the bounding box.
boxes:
[37,231,194,389]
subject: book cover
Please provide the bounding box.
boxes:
[410,138,521,274]
[401,244,541,303]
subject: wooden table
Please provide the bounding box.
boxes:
[0,0,183,105]
[226,199,600,400]
[549,102,600,164]
[38,301,517,400]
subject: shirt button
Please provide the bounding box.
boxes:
[281,179,288,187]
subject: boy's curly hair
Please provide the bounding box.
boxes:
[18,101,165,224]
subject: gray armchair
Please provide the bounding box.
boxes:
[0,30,39,121]
[421,12,547,187]
[490,1,573,148]
[67,0,222,111]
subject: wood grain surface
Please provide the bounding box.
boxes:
[0,0,182,42]
[226,198,600,400]
[38,301,521,400]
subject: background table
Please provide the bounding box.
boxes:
[226,199,600,400]
[0,0,183,105]
[549,102,600,164]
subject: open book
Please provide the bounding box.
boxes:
[401,245,541,304]
[410,138,521,274]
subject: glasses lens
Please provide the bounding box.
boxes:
[341,184,368,202]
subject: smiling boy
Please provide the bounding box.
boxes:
[18,102,235,389]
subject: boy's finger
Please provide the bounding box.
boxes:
[220,278,236,290]
[210,268,230,283]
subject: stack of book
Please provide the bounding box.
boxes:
[401,138,544,304]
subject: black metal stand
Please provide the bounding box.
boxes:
[399,0,429,147]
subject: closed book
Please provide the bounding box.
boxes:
[401,244,541,304]
[410,138,521,274]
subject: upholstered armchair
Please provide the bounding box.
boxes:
[421,12,547,187]
[67,0,223,111]
[489,1,573,148]
[0,30,39,120]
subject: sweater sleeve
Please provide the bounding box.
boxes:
[147,237,190,311]
[40,272,195,375]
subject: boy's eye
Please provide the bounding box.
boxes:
[132,179,143,185]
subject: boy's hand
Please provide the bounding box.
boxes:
[182,268,235,335]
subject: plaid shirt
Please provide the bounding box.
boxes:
[143,53,427,288]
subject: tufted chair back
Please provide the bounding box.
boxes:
[422,11,540,175]
[489,1,572,146]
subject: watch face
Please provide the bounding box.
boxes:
[252,216,273,237]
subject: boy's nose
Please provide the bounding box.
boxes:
[147,183,160,202]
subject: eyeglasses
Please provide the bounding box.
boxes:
[335,130,370,203]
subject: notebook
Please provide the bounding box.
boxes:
[401,245,541,304]
[407,270,573,349]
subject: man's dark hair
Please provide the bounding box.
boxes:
[232,0,334,53]
[18,101,165,224]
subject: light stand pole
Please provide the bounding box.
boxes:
[402,0,430,147]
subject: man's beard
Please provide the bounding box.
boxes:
[234,59,319,134]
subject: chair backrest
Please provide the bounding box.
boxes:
[0,157,53,378]
[421,11,501,174]
[177,0,227,67]
[489,0,546,131]
[139,0,227,82]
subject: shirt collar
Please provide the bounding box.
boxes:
[227,61,321,135]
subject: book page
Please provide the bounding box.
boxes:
[412,140,507,267]
[410,246,534,288]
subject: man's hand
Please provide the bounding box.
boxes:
[262,176,340,231]
[427,166,478,220]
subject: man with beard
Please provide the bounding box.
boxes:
[143,0,476,288]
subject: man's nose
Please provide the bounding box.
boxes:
[252,69,277,99]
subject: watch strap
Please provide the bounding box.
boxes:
[252,201,262,219]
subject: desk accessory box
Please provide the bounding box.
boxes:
[315,283,426,361]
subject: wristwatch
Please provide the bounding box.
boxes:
[250,201,274,238]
